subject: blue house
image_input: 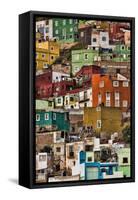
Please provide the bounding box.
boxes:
[79,151,120,180]
[36,110,70,132]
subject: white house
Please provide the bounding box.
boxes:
[36,19,53,40]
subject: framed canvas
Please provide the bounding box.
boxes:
[19,11,135,189]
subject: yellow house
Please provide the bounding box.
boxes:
[36,41,60,71]
[83,106,122,138]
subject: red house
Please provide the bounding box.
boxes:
[75,65,101,88]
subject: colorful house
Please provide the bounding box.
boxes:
[36,19,53,40]
[116,147,131,177]
[71,49,99,75]
[83,106,122,138]
[72,151,123,180]
[36,152,48,182]
[36,99,54,110]
[52,18,79,43]
[112,44,130,62]
[91,74,130,112]
[36,110,70,132]
[36,40,60,71]
[78,24,92,46]
[91,31,110,48]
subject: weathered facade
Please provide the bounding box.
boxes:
[83,106,122,138]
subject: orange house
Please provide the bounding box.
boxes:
[92,74,130,112]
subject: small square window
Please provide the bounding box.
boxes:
[102,36,106,41]
[123,157,128,163]
[113,81,119,87]
[123,81,129,87]
[56,147,61,152]
[88,157,92,162]
[42,54,45,58]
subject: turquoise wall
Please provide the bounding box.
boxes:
[36,111,69,131]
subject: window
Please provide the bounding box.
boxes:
[45,113,49,120]
[69,34,73,38]
[39,155,46,161]
[43,63,48,68]
[63,19,66,25]
[56,147,61,152]
[99,80,104,88]
[84,102,87,107]
[69,145,74,157]
[106,92,110,107]
[115,99,120,107]
[55,29,58,34]
[115,91,120,99]
[70,97,74,101]
[93,38,97,42]
[96,106,101,112]
[74,27,78,32]
[55,21,58,26]
[57,98,61,104]
[88,157,92,162]
[53,113,56,120]
[102,36,106,41]
[98,93,102,105]
[70,28,73,32]
[69,19,73,24]
[45,20,49,25]
[45,27,49,33]
[84,53,88,60]
[113,81,119,87]
[97,120,101,128]
[42,54,45,58]
[50,46,54,51]
[71,127,75,132]
[123,157,128,163]
[123,100,128,107]
[121,45,125,50]
[85,145,93,151]
[36,114,40,121]
[51,55,54,60]
[123,81,129,87]
[115,91,120,107]
[64,113,68,120]
[81,31,84,37]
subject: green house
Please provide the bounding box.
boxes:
[36,110,70,132]
[71,49,99,75]
[53,18,79,43]
[112,44,130,62]
[36,100,54,110]
[116,148,130,177]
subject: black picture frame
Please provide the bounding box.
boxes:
[19,11,135,189]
